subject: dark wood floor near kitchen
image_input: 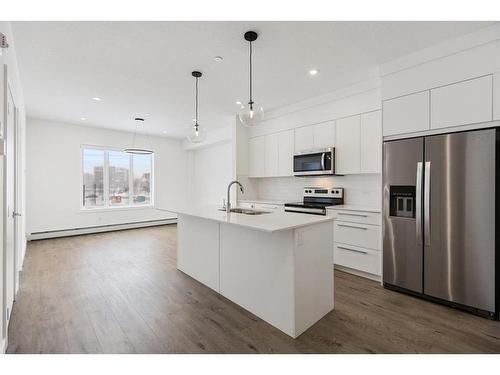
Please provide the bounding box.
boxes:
[7,225,500,354]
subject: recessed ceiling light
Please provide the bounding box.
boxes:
[92,97,102,101]
[162,130,168,134]
[80,117,87,121]
[213,56,223,62]
[309,69,319,76]
[236,101,242,105]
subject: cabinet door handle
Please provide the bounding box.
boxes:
[337,223,368,230]
[337,212,368,218]
[337,245,368,254]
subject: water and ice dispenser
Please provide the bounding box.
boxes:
[389,186,416,218]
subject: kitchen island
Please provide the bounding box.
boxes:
[166,205,334,338]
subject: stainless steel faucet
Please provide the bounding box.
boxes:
[226,180,244,213]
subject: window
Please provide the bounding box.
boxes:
[82,147,153,209]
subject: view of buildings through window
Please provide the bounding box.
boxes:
[82,147,152,208]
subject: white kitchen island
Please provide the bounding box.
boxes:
[166,205,334,338]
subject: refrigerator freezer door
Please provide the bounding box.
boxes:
[424,129,496,312]
[383,138,424,292]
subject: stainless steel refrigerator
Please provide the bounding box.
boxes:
[383,128,499,319]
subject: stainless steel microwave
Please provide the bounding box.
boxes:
[293,147,335,176]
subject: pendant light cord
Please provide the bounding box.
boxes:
[195,76,199,126]
[249,40,253,109]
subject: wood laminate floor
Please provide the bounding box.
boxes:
[6,225,500,354]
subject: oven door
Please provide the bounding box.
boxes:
[294,150,334,176]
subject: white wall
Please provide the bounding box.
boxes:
[26,118,189,234]
[187,141,234,206]
[0,21,27,352]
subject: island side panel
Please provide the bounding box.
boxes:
[177,214,220,292]
[293,221,334,338]
[219,223,296,337]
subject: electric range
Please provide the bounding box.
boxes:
[284,187,344,215]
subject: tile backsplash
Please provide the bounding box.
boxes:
[239,174,381,207]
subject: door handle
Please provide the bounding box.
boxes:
[416,162,423,245]
[337,245,368,254]
[337,223,368,230]
[424,161,431,246]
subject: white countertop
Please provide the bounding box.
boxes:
[327,204,381,213]
[161,205,333,233]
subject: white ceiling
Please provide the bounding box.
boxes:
[12,21,495,139]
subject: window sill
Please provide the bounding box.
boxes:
[79,205,155,213]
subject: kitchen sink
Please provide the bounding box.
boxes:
[218,207,271,215]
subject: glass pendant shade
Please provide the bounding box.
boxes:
[188,124,206,143]
[239,31,264,127]
[238,102,264,127]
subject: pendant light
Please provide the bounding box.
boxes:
[188,71,207,143]
[238,31,264,127]
[124,117,154,154]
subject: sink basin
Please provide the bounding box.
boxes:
[218,207,271,215]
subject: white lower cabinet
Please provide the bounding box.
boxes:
[334,243,381,277]
[334,221,381,250]
[331,208,382,279]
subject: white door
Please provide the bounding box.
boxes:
[294,126,314,152]
[277,130,294,176]
[264,133,279,177]
[4,77,16,330]
[312,121,335,149]
[249,136,266,177]
[360,110,382,174]
[336,115,361,174]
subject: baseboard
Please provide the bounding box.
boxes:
[27,218,177,240]
[334,264,381,282]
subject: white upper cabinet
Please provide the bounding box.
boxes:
[278,130,294,176]
[264,133,279,177]
[312,121,335,149]
[336,115,361,175]
[492,73,499,121]
[249,136,266,177]
[383,91,430,136]
[360,111,382,174]
[294,126,314,152]
[294,121,335,152]
[431,75,493,129]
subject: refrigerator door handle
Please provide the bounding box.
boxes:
[424,161,431,246]
[416,162,423,245]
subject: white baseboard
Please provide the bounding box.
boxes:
[335,264,381,282]
[27,218,177,240]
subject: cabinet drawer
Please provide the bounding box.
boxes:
[334,221,381,250]
[330,210,381,225]
[334,243,381,276]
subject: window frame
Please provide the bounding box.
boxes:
[80,144,155,211]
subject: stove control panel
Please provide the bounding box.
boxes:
[303,187,343,198]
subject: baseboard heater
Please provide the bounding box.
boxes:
[28,218,177,240]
